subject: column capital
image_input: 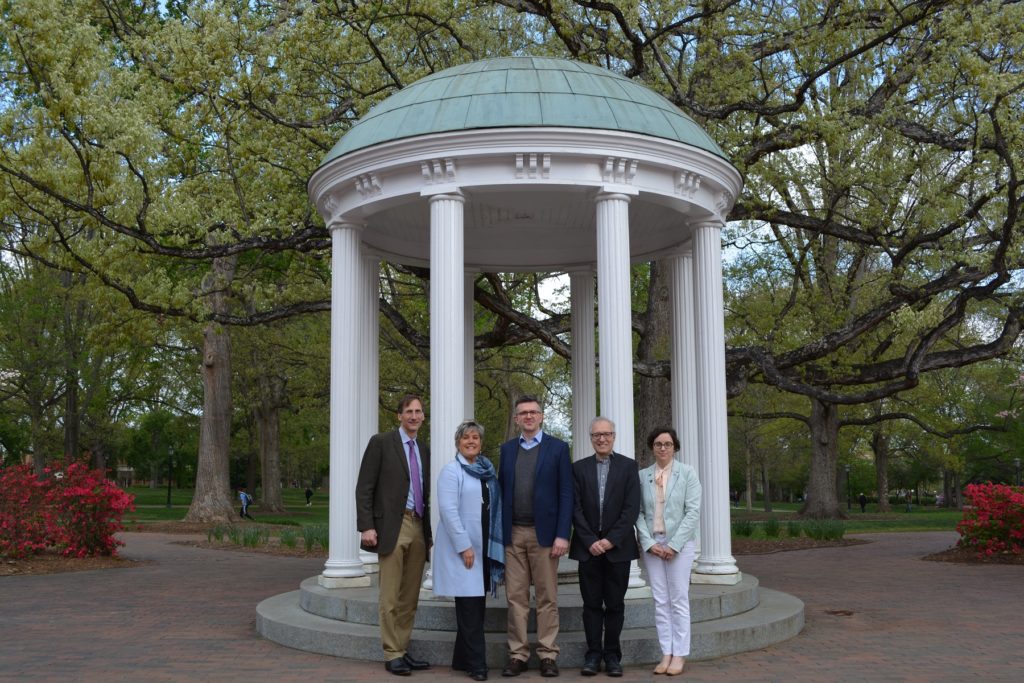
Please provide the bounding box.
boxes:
[595,190,636,203]
[423,188,465,202]
[328,220,365,234]
[691,218,725,232]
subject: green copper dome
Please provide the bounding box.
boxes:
[323,57,728,162]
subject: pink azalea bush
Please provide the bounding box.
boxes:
[0,463,135,559]
[956,482,1024,558]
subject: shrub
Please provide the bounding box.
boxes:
[956,483,1024,558]
[279,529,298,549]
[0,463,134,559]
[804,519,846,540]
[786,520,803,538]
[226,525,243,545]
[242,526,269,548]
[208,525,227,543]
[46,463,135,557]
[303,524,328,551]
[732,519,755,537]
[763,518,781,538]
[0,465,50,559]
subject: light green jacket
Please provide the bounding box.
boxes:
[636,461,701,552]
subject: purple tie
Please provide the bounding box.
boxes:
[407,440,424,517]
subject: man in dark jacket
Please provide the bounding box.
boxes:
[355,394,432,676]
[570,417,640,677]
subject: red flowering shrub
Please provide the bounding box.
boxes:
[0,465,50,559]
[956,482,1024,558]
[0,463,135,559]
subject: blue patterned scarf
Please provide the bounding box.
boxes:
[458,454,505,596]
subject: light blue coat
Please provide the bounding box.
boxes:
[432,455,489,597]
[636,461,701,552]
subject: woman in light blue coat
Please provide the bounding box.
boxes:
[433,420,504,681]
[636,427,701,676]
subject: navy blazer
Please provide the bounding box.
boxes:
[569,453,641,564]
[498,433,573,547]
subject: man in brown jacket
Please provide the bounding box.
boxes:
[356,394,432,676]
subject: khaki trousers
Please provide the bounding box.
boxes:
[378,513,427,660]
[505,524,560,661]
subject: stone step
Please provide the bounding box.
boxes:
[256,577,804,667]
[298,574,760,630]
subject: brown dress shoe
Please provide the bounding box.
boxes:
[501,659,527,677]
[539,658,559,677]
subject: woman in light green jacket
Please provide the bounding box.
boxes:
[636,427,701,676]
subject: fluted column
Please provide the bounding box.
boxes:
[668,249,701,562]
[595,192,644,590]
[570,270,597,459]
[464,272,476,419]
[691,222,740,583]
[429,191,466,537]
[322,222,371,587]
[359,252,380,572]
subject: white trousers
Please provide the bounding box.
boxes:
[642,537,697,656]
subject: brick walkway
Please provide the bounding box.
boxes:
[0,531,1020,682]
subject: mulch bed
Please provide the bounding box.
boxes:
[5,521,1021,575]
[923,546,1024,565]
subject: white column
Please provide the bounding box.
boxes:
[668,249,702,562]
[427,192,466,590]
[464,272,475,419]
[321,222,371,587]
[595,192,645,591]
[570,270,597,459]
[359,252,380,572]
[691,222,740,583]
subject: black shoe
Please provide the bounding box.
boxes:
[540,658,560,677]
[385,658,412,676]
[502,659,527,677]
[604,656,623,677]
[581,655,602,676]
[470,670,489,681]
[404,654,431,670]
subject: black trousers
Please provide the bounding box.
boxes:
[452,595,487,673]
[578,555,631,659]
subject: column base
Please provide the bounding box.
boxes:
[691,570,743,586]
[318,574,373,589]
[624,585,652,599]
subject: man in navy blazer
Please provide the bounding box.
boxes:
[570,417,640,677]
[498,396,573,678]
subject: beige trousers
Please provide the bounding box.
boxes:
[505,524,560,661]
[378,513,427,660]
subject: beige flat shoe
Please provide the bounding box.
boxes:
[665,656,685,676]
[653,655,671,674]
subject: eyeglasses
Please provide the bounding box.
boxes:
[652,442,675,450]
[590,432,615,440]
[516,410,542,417]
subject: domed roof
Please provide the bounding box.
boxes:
[323,57,728,163]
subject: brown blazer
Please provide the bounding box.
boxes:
[355,429,432,555]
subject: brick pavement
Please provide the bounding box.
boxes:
[0,531,1020,682]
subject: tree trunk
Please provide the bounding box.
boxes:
[30,404,47,477]
[255,390,286,512]
[185,255,238,523]
[761,462,772,512]
[635,261,671,469]
[800,398,845,518]
[63,367,80,461]
[744,448,754,511]
[871,428,891,512]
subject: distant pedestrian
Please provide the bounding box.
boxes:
[905,491,913,512]
[305,487,314,507]
[858,493,867,513]
[239,487,255,520]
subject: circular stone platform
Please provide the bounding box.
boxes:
[256,574,803,667]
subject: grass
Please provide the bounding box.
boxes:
[730,504,962,534]
[124,486,329,526]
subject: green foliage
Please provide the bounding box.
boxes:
[732,519,755,537]
[302,524,329,552]
[804,520,846,541]
[279,529,298,549]
[763,518,781,538]
[786,519,803,538]
[241,526,270,548]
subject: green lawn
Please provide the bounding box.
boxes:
[125,486,330,526]
[730,503,962,534]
